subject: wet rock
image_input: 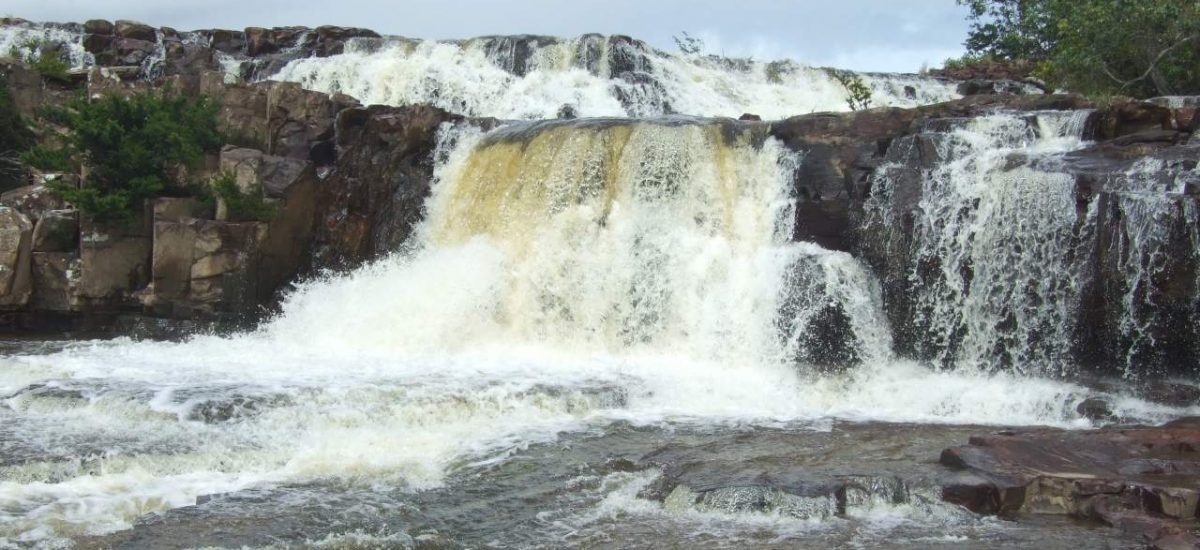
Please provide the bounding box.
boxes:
[314,104,464,269]
[956,79,1029,96]
[940,423,1200,540]
[208,29,247,54]
[1075,397,1113,421]
[115,38,156,66]
[556,104,578,119]
[1139,382,1200,408]
[738,113,762,121]
[186,394,287,423]
[1086,101,1173,141]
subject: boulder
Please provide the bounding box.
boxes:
[1,181,69,221]
[148,218,272,317]
[114,38,157,66]
[244,27,277,57]
[219,146,265,196]
[31,209,78,252]
[114,20,157,42]
[83,19,114,35]
[0,207,33,307]
[1075,397,1113,421]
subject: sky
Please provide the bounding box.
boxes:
[4,0,971,72]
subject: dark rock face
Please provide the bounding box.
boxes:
[313,104,464,268]
[939,422,1200,548]
[767,94,1200,376]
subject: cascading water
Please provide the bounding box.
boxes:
[0,20,961,119]
[270,35,961,119]
[7,114,1182,546]
[2,17,1198,542]
[865,111,1094,375]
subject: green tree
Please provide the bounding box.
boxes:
[959,0,1200,97]
[45,91,222,220]
[0,74,34,191]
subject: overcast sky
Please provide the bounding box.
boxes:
[6,0,971,72]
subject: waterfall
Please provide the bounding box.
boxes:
[271,35,960,119]
[864,108,1200,377]
[265,119,890,367]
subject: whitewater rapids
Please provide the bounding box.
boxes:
[0,117,1192,546]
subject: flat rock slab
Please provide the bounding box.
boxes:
[940,418,1200,546]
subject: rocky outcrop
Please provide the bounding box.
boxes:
[0,206,33,308]
[313,104,466,268]
[767,94,1091,252]
[766,93,1200,376]
[940,421,1200,548]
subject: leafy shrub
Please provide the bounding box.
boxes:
[0,74,34,190]
[9,39,72,83]
[19,145,71,172]
[46,91,222,220]
[209,172,276,222]
[829,70,873,111]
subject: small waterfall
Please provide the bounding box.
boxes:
[1087,157,1200,376]
[865,111,1094,375]
[0,21,93,69]
[865,107,1200,377]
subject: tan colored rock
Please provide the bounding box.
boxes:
[151,220,198,300]
[219,146,265,194]
[0,182,68,221]
[0,207,33,308]
[187,220,266,309]
[0,59,43,116]
[77,223,151,304]
[152,197,208,223]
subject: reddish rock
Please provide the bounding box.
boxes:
[941,423,1200,543]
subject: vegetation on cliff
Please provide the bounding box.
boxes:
[43,91,222,220]
[0,74,35,191]
[208,172,277,222]
[956,0,1200,97]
